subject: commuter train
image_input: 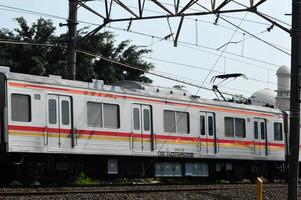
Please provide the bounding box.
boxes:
[0,66,290,182]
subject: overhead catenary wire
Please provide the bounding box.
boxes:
[147,56,281,87]
[147,12,250,156]
[76,48,244,98]
[231,0,291,27]
[0,39,288,105]
[107,25,284,70]
[0,3,289,70]
[0,2,288,97]
[200,12,249,88]
[141,0,282,27]
[0,38,287,91]
[0,37,247,98]
[93,0,291,55]
[195,3,291,56]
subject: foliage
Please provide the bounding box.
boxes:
[72,172,100,185]
[0,17,154,84]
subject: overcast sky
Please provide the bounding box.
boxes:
[0,0,291,99]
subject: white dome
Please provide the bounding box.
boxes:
[276,65,290,75]
[250,88,277,107]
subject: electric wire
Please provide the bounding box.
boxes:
[0,38,246,98]
[200,12,248,88]
[147,56,280,87]
[0,38,286,91]
[231,0,291,27]
[195,2,291,56]
[0,4,286,71]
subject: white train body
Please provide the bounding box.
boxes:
[0,67,287,164]
[0,65,294,179]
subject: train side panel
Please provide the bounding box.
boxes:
[5,78,286,163]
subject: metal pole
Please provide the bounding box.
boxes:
[67,0,78,80]
[288,0,301,199]
[256,177,263,200]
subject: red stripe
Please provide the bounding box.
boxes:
[77,129,131,138]
[8,125,285,148]
[8,125,71,134]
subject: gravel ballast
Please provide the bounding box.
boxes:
[0,184,292,200]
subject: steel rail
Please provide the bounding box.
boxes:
[0,184,286,196]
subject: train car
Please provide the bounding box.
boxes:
[0,66,289,181]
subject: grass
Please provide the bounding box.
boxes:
[72,172,101,185]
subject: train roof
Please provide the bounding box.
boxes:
[1,66,282,115]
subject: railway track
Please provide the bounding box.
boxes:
[0,184,287,197]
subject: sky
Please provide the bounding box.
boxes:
[0,0,292,100]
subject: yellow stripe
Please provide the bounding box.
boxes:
[9,131,285,150]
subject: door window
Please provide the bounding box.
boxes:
[254,121,258,139]
[61,100,70,125]
[48,99,57,124]
[208,116,214,136]
[200,115,205,135]
[260,122,265,139]
[143,109,150,131]
[133,108,140,130]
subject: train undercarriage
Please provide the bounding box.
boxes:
[0,153,288,185]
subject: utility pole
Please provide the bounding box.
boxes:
[288,0,301,199]
[67,0,78,80]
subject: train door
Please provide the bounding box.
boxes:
[198,112,216,154]
[254,119,267,156]
[132,104,152,152]
[47,94,72,150]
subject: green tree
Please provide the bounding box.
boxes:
[0,17,154,84]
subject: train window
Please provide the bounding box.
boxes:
[225,117,234,137]
[208,116,214,136]
[61,100,70,125]
[133,108,140,130]
[11,94,31,122]
[87,102,102,127]
[164,110,176,133]
[254,121,258,139]
[164,110,189,134]
[235,118,245,138]
[103,104,120,129]
[143,109,150,131]
[260,122,265,140]
[274,123,283,141]
[48,99,57,124]
[200,115,205,135]
[225,117,245,138]
[176,112,189,134]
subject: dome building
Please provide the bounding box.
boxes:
[248,65,290,111]
[250,88,277,108]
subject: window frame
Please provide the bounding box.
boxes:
[254,121,258,139]
[224,117,234,137]
[11,93,32,122]
[133,107,140,130]
[61,100,70,125]
[163,110,190,134]
[274,122,283,141]
[143,108,150,131]
[200,115,205,136]
[48,99,57,125]
[103,103,120,129]
[224,117,246,138]
[87,101,120,129]
[260,121,265,140]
